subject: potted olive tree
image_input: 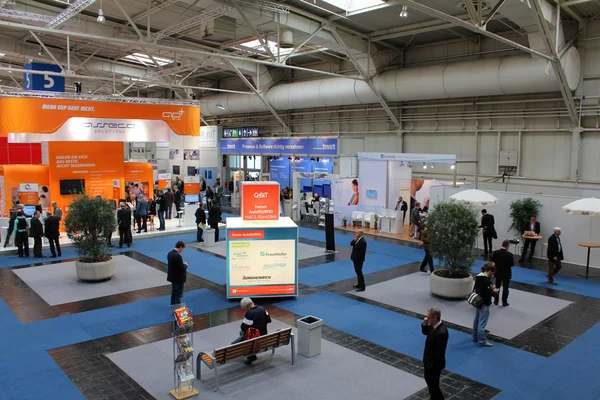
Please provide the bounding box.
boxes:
[64,194,117,282]
[427,201,479,299]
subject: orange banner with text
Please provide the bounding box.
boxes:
[157,173,171,191]
[0,165,49,217]
[240,181,280,221]
[48,142,124,215]
[0,97,200,137]
[183,176,200,195]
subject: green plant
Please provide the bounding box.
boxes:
[64,194,116,263]
[427,201,479,278]
[509,198,542,234]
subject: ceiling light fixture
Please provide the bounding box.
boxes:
[422,165,427,170]
[450,164,456,170]
[97,8,105,22]
[216,102,225,110]
[430,164,434,169]
[399,5,408,17]
[37,47,42,56]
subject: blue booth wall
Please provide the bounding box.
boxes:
[270,158,333,196]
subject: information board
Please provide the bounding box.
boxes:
[240,181,280,221]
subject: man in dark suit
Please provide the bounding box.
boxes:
[396,196,408,224]
[117,203,132,248]
[351,229,367,292]
[547,227,564,285]
[44,211,61,258]
[519,216,541,263]
[421,306,449,400]
[30,210,44,258]
[208,203,222,242]
[135,195,148,233]
[492,240,514,306]
[480,209,496,259]
[167,241,188,306]
[195,203,206,243]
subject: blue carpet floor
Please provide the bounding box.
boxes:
[0,289,236,400]
[275,292,600,399]
[299,253,415,287]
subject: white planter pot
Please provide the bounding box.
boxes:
[76,258,116,282]
[430,271,474,299]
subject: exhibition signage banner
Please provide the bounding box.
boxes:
[357,152,456,163]
[199,126,219,148]
[223,127,259,138]
[184,176,200,195]
[240,182,280,221]
[157,173,172,191]
[19,183,39,205]
[227,226,298,298]
[221,137,338,156]
[0,98,200,140]
[24,63,65,92]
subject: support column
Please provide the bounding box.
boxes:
[570,127,582,181]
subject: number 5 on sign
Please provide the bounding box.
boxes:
[23,62,65,93]
[43,74,55,89]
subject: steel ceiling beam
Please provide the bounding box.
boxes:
[463,0,480,25]
[391,0,555,61]
[233,2,277,62]
[278,25,324,64]
[482,0,506,26]
[112,0,146,40]
[0,20,365,81]
[330,28,401,130]
[227,61,290,133]
[47,0,96,29]
[152,5,231,42]
[530,0,578,124]
[554,0,583,22]
[30,31,66,73]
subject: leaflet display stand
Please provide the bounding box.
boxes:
[170,304,199,400]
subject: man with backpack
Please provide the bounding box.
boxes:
[232,297,272,364]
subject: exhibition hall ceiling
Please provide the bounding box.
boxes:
[0,0,595,104]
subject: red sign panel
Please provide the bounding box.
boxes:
[240,182,280,221]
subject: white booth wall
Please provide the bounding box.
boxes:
[358,160,388,210]
[430,186,600,268]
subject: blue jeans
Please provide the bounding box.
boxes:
[171,283,184,306]
[473,304,490,344]
[158,210,165,230]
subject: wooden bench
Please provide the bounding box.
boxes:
[196,328,295,391]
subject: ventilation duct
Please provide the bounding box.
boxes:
[198,51,581,116]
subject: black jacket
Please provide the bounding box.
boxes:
[167,249,187,284]
[157,195,166,211]
[117,208,132,228]
[547,233,564,261]
[241,305,272,336]
[351,236,367,263]
[523,220,541,235]
[208,205,221,227]
[174,190,182,205]
[30,217,43,238]
[44,215,60,239]
[421,321,449,370]
[491,248,514,280]
[474,274,495,306]
[165,191,174,206]
[195,207,206,225]
[480,214,496,236]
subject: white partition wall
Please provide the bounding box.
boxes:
[430,186,600,268]
[358,160,387,210]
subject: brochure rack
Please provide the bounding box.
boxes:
[169,304,199,400]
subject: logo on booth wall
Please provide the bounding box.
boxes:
[24,184,32,191]
[162,109,185,120]
[83,122,136,129]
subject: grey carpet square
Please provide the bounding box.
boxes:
[350,273,572,340]
[108,319,426,400]
[13,255,168,306]
[194,241,336,260]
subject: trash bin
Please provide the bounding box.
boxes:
[204,228,215,247]
[297,315,323,358]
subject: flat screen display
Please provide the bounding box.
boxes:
[59,179,85,195]
[187,166,196,176]
[185,194,199,203]
[173,165,180,175]
[22,205,37,216]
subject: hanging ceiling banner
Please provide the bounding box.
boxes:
[0,97,200,141]
[220,137,338,156]
[357,152,456,163]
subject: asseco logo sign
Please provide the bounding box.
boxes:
[162,109,185,120]
[24,184,32,191]
[83,122,135,129]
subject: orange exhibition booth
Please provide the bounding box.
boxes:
[0,96,200,218]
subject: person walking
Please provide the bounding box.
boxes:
[215,182,224,207]
[480,209,496,260]
[157,191,166,231]
[208,202,222,242]
[4,204,23,248]
[205,186,215,210]
[135,195,148,233]
[547,227,564,285]
[491,240,514,306]
[420,227,434,273]
[167,241,188,306]
[30,210,44,258]
[350,229,367,292]
[421,306,449,400]
[117,203,132,248]
[13,211,30,257]
[44,211,61,257]
[411,202,423,239]
[472,262,499,347]
[195,203,206,243]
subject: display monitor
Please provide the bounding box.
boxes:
[187,166,196,176]
[59,179,85,195]
[22,205,37,216]
[185,194,199,203]
[173,165,180,175]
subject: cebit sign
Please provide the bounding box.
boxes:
[241,182,280,221]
